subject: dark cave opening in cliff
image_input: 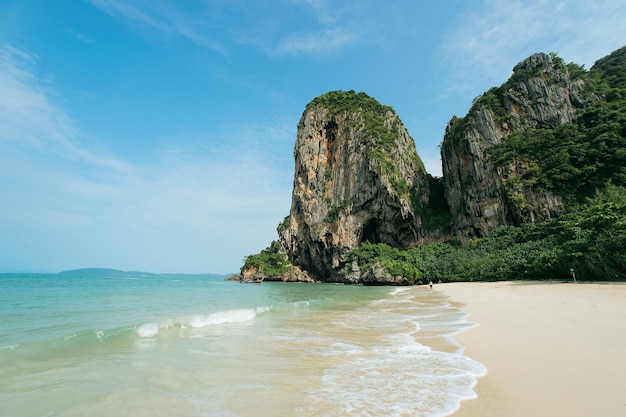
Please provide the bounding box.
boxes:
[361,219,381,244]
[323,120,338,159]
[324,121,337,141]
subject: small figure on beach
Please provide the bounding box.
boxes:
[429,280,433,289]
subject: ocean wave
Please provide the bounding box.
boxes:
[0,326,138,367]
[389,287,412,296]
[188,309,257,328]
[1,306,274,363]
[136,323,160,338]
[0,344,19,350]
[136,307,271,338]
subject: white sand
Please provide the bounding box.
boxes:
[441,281,626,417]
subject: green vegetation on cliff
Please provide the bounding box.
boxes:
[485,47,626,201]
[306,90,394,117]
[305,90,426,204]
[418,175,453,233]
[305,90,402,155]
[348,184,626,281]
[241,240,291,277]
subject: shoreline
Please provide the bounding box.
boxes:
[441,281,626,417]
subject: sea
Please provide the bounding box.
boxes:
[0,271,486,417]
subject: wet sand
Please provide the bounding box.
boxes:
[442,281,626,417]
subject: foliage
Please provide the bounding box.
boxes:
[307,90,402,157]
[486,46,626,201]
[347,185,626,281]
[556,184,626,279]
[307,90,394,116]
[445,116,469,145]
[418,175,452,233]
[474,87,507,121]
[241,241,290,277]
[276,216,290,236]
[325,199,350,222]
[347,241,422,281]
[306,90,425,202]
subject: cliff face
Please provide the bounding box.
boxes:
[441,53,588,240]
[242,48,625,284]
[279,91,432,282]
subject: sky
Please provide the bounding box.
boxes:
[1,0,625,274]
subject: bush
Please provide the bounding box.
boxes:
[346,185,626,281]
[241,241,290,277]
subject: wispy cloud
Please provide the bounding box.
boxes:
[442,0,626,96]
[88,0,362,57]
[65,28,96,44]
[287,0,340,25]
[0,46,75,149]
[277,27,358,55]
[0,46,131,172]
[89,0,171,32]
[88,0,224,52]
[0,44,292,273]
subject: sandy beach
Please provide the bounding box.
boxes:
[442,281,626,417]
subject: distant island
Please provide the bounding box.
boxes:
[58,268,229,278]
[58,268,149,276]
[240,46,626,284]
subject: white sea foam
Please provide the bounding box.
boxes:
[0,344,19,350]
[319,342,363,357]
[410,319,421,332]
[304,332,486,417]
[389,287,412,296]
[136,306,271,338]
[137,323,160,338]
[298,286,486,416]
[189,308,256,328]
[256,306,272,314]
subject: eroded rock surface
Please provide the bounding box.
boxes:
[441,53,588,240]
[279,91,431,282]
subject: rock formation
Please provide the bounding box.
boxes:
[440,53,588,240]
[278,91,433,282]
[240,47,625,284]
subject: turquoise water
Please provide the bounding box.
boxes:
[0,272,485,417]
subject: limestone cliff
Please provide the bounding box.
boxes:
[241,48,625,284]
[441,53,589,240]
[278,91,433,282]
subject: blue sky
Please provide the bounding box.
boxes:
[1,0,625,274]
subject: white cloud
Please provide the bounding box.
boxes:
[88,0,171,33]
[287,0,340,25]
[0,46,132,172]
[0,46,75,149]
[277,27,358,55]
[442,0,626,96]
[88,0,362,57]
[88,0,225,52]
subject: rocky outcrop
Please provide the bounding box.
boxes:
[441,53,588,240]
[278,91,433,282]
[240,264,316,283]
[344,261,413,285]
[242,49,623,285]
